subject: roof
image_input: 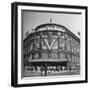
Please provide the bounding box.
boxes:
[24,23,80,42]
[35,23,66,31]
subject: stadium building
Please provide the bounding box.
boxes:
[23,21,80,76]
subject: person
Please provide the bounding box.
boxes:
[40,66,44,76]
[44,66,47,76]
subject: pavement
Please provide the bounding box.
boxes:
[22,70,80,77]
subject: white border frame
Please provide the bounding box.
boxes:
[17,5,86,84]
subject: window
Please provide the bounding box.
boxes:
[42,40,47,49]
[72,55,75,62]
[28,54,32,61]
[52,40,58,49]
[34,53,39,59]
[67,54,71,61]
[34,41,40,49]
[77,44,80,55]
[42,53,48,59]
[59,53,65,59]
[50,53,58,59]
[65,36,71,51]
[59,39,65,51]
[30,44,33,50]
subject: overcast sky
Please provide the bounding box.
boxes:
[22,10,82,39]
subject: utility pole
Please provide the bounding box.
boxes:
[44,63,47,76]
[50,18,52,23]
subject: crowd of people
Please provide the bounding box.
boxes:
[24,65,80,73]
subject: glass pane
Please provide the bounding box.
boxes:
[50,53,58,59]
[42,53,48,59]
[34,53,39,59]
[42,40,47,49]
[52,40,58,49]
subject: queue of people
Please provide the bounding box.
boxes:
[24,65,77,73]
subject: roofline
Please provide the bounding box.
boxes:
[24,23,80,42]
[35,23,67,30]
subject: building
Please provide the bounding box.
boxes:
[23,22,80,76]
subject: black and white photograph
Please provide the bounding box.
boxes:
[22,10,81,77]
[11,2,88,87]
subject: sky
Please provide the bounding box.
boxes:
[22,10,82,39]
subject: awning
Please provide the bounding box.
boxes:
[28,59,68,63]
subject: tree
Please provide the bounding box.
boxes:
[25,31,29,37]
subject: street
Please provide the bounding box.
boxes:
[23,69,80,77]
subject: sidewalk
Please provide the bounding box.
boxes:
[23,69,80,77]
